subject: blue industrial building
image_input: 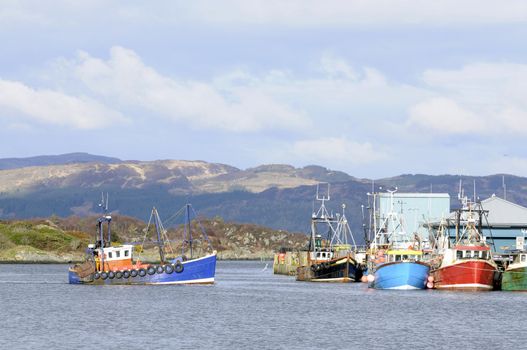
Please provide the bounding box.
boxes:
[375,192,451,238]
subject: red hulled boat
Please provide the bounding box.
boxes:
[430,201,497,291]
[431,245,496,291]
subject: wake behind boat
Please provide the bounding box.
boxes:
[69,197,216,285]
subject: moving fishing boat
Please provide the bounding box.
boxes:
[296,184,364,282]
[367,189,430,290]
[69,197,216,285]
[430,201,497,291]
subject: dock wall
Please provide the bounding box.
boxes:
[273,251,309,276]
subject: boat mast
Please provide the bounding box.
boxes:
[96,193,111,271]
[311,183,335,251]
[152,207,166,264]
[187,204,193,259]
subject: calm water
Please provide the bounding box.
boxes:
[0,261,526,350]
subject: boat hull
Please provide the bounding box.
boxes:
[502,266,527,291]
[371,262,429,290]
[68,254,216,285]
[431,260,496,291]
[301,256,363,282]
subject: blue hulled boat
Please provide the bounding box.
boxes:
[371,250,429,290]
[69,253,216,285]
[366,189,431,290]
[69,199,217,285]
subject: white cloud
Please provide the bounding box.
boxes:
[486,155,527,175]
[45,48,427,137]
[408,97,485,134]
[291,137,386,166]
[181,0,527,26]
[0,79,125,129]
[3,1,527,28]
[68,46,308,132]
[407,62,527,135]
[320,54,358,81]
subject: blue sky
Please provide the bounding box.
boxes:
[1,1,527,178]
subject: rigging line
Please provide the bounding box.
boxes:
[190,204,213,251]
[138,208,155,261]
[160,206,187,227]
[155,208,175,256]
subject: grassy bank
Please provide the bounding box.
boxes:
[0,216,307,263]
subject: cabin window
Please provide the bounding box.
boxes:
[108,252,113,259]
[116,251,120,258]
[124,250,129,257]
[395,255,401,261]
[316,252,321,258]
[457,251,462,259]
[481,251,487,259]
[402,255,408,260]
[522,255,526,263]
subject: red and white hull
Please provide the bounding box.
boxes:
[431,260,497,291]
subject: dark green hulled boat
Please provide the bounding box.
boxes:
[502,253,527,291]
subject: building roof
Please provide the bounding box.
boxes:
[446,195,527,227]
[480,195,527,226]
[378,192,450,199]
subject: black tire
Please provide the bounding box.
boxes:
[94,272,101,280]
[165,265,174,274]
[115,271,123,279]
[174,262,184,273]
[324,262,330,269]
[147,266,156,275]
[130,270,138,277]
[138,268,147,277]
[101,272,108,280]
[310,265,317,272]
[156,266,164,274]
[108,271,115,279]
[123,270,130,279]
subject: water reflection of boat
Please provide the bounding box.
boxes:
[69,196,216,285]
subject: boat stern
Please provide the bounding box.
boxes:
[372,262,430,290]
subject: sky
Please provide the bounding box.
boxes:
[1,0,527,178]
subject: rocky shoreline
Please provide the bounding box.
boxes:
[0,216,307,264]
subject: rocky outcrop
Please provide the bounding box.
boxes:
[0,216,307,262]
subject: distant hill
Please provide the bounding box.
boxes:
[0,153,525,236]
[0,152,122,170]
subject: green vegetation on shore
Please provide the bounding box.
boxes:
[0,215,307,263]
